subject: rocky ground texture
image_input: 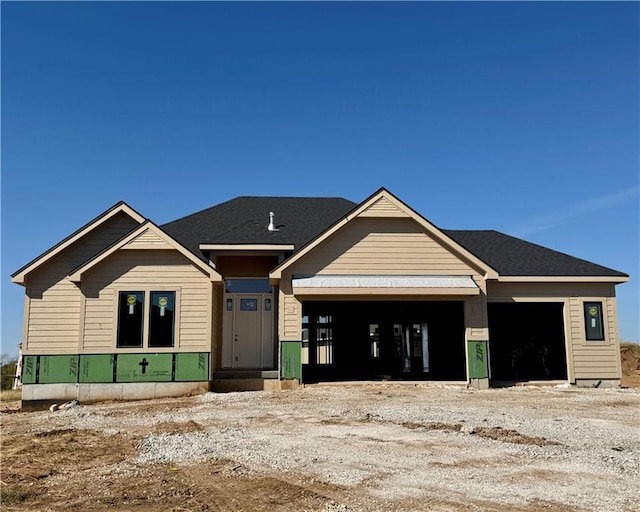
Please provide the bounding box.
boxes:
[1,384,639,511]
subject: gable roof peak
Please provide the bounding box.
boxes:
[11,201,146,285]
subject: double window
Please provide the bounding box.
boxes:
[117,291,176,348]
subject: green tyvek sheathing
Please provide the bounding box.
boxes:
[38,355,79,384]
[174,353,209,381]
[79,354,116,383]
[22,356,38,384]
[467,341,489,379]
[116,353,173,382]
[281,342,301,380]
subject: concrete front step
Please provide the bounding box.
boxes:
[212,370,279,380]
[211,369,298,392]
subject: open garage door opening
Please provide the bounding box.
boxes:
[488,303,568,382]
[301,301,465,383]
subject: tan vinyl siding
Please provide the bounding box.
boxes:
[487,282,620,381]
[24,212,139,354]
[82,250,212,353]
[278,280,301,341]
[465,295,488,340]
[292,218,477,276]
[570,295,620,379]
[123,228,172,249]
[358,197,410,218]
[279,217,483,341]
[216,255,279,277]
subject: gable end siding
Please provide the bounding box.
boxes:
[358,197,410,218]
[291,218,478,276]
[123,228,172,249]
[25,213,140,354]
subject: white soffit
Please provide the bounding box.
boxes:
[292,275,478,289]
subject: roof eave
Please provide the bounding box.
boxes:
[271,188,499,280]
[68,221,223,283]
[496,275,629,283]
[11,202,146,286]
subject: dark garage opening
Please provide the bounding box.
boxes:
[302,301,466,383]
[488,302,567,381]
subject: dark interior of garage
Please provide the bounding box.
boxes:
[487,302,567,381]
[302,300,466,383]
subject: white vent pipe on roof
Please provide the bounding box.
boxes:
[268,211,279,232]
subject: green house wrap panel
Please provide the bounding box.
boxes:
[80,354,116,383]
[281,342,301,380]
[22,356,38,384]
[38,355,79,384]
[468,341,489,379]
[116,353,173,382]
[174,353,209,381]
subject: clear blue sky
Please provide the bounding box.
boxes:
[2,2,638,358]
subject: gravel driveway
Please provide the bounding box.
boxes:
[3,384,639,511]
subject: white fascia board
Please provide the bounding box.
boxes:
[11,202,145,285]
[497,275,629,283]
[69,223,221,283]
[292,275,478,289]
[200,244,295,251]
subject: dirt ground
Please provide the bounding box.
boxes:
[1,381,639,512]
[620,342,640,388]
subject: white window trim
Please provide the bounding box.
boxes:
[580,298,609,346]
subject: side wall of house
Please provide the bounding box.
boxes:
[24,212,140,355]
[486,282,622,382]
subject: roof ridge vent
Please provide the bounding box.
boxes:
[268,211,279,232]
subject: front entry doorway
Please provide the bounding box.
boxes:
[222,280,274,369]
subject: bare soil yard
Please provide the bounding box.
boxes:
[1,384,639,512]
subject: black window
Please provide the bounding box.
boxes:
[149,292,175,347]
[584,302,604,341]
[117,292,144,347]
[225,279,272,293]
[316,315,333,364]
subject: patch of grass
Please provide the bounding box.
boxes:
[0,482,35,505]
[0,389,21,402]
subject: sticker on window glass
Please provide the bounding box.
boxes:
[127,294,137,314]
[588,306,598,327]
[240,299,258,311]
[158,296,168,317]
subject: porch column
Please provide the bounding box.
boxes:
[277,276,302,383]
[465,293,490,389]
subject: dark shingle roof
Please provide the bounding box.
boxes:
[161,196,357,259]
[444,229,627,277]
[161,195,626,278]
